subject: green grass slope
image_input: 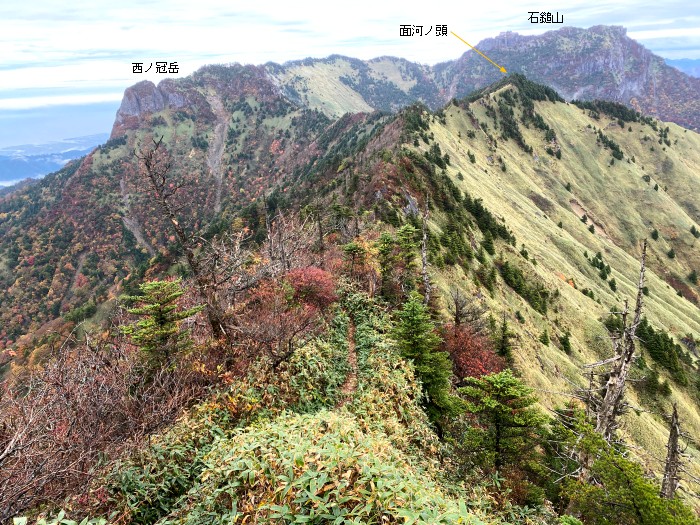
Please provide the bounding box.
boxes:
[405,77,700,479]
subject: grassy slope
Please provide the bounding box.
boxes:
[274,59,374,117]
[367,58,418,91]
[417,89,700,482]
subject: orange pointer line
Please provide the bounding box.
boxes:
[451,31,507,73]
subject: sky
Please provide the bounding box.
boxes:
[0,0,699,148]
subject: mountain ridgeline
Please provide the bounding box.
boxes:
[1,28,700,523]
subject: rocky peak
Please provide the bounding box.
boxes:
[111,80,187,137]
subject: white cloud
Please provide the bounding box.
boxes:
[629,27,700,40]
[0,0,698,111]
[0,93,124,110]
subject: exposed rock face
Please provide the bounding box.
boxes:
[110,65,283,138]
[111,80,187,137]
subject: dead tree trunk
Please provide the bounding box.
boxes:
[595,240,647,442]
[420,198,431,305]
[137,137,228,341]
[594,240,647,442]
[661,403,681,499]
[316,210,325,268]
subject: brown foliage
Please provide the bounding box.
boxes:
[0,330,212,521]
[283,267,338,309]
[441,324,505,385]
[665,275,698,304]
[233,278,327,367]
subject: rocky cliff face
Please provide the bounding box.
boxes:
[112,80,187,136]
[111,65,288,137]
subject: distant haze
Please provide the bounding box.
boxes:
[0,103,118,149]
[0,133,109,184]
[666,58,700,77]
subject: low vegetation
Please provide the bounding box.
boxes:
[2,73,700,525]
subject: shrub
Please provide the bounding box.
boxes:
[441,324,505,383]
[166,411,488,524]
[235,279,323,367]
[283,267,338,308]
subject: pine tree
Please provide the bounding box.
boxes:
[560,331,573,354]
[482,231,495,256]
[494,313,515,362]
[121,279,203,368]
[459,370,546,471]
[393,291,461,424]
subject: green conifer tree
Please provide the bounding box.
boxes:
[393,291,461,424]
[459,370,546,471]
[482,231,495,256]
[560,331,573,354]
[494,314,515,361]
[121,279,203,368]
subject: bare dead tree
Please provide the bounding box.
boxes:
[420,197,431,305]
[450,287,468,327]
[0,328,206,521]
[448,287,489,334]
[197,229,256,310]
[553,241,650,492]
[135,136,227,341]
[263,210,316,276]
[661,403,682,499]
[591,240,647,442]
[301,203,327,267]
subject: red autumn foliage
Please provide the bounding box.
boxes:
[235,278,323,366]
[283,267,338,309]
[74,273,89,289]
[441,324,505,383]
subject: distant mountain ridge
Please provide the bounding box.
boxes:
[0,133,109,185]
[112,25,700,137]
[667,58,700,78]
